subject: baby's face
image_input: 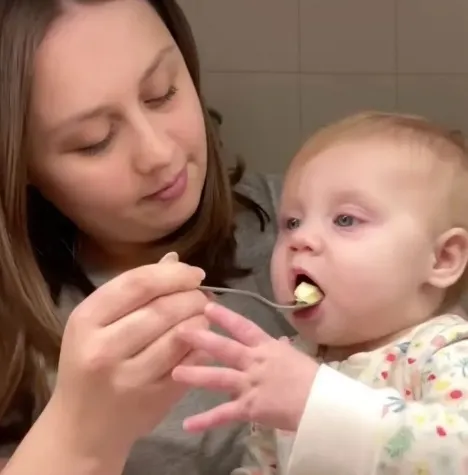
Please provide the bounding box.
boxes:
[271,137,445,350]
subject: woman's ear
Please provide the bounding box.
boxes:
[428,228,468,289]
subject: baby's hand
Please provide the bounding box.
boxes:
[171,303,319,432]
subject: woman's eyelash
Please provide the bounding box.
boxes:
[74,87,178,156]
[145,85,178,106]
[76,130,115,156]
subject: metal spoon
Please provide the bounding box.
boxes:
[198,285,319,312]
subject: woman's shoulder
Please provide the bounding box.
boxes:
[232,171,281,273]
[235,171,283,218]
[234,172,283,254]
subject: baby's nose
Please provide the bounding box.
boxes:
[289,229,322,254]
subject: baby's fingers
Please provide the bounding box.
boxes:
[176,328,251,370]
[182,400,243,432]
[172,365,245,394]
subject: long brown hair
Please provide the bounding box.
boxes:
[0,0,268,439]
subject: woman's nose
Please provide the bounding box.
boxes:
[132,119,176,175]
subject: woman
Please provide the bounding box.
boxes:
[0,0,291,473]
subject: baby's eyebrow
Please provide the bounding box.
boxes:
[331,189,370,204]
[329,189,382,213]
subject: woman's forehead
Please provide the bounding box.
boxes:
[30,0,174,134]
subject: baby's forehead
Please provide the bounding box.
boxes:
[283,137,455,205]
[290,137,434,178]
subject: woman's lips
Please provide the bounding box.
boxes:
[144,167,188,202]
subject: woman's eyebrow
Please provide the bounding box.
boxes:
[140,44,176,83]
[48,44,176,135]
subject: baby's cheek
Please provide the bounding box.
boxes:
[270,249,289,301]
[334,260,390,306]
[271,270,287,302]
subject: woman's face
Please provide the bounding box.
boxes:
[28,0,207,259]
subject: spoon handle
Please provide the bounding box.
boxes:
[198,285,311,311]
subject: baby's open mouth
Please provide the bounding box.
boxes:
[294,274,324,305]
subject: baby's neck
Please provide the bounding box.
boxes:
[318,325,415,362]
[317,292,444,362]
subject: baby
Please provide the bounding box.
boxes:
[172,111,468,475]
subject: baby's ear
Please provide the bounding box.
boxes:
[428,228,468,289]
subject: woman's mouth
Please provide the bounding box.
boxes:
[143,167,188,202]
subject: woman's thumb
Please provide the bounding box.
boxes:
[159,251,179,263]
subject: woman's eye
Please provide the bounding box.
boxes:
[286,217,301,230]
[333,214,356,227]
[144,85,178,107]
[76,133,113,156]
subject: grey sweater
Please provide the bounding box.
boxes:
[0,173,290,473]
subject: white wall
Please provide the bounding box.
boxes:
[178,0,468,173]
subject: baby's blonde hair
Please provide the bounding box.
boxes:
[289,111,468,311]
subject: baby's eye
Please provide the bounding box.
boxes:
[333,214,356,227]
[285,217,301,230]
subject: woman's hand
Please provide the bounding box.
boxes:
[172,303,319,433]
[48,253,209,459]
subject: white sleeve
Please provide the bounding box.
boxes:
[286,365,394,475]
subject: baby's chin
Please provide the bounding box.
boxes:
[317,327,404,360]
[314,332,376,361]
[296,318,369,352]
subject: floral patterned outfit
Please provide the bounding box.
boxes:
[233,314,468,475]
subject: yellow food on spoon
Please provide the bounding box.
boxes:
[294,282,323,305]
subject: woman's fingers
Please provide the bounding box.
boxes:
[122,315,208,384]
[159,251,179,263]
[178,350,213,367]
[74,262,205,327]
[103,289,208,358]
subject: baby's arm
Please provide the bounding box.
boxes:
[231,423,278,475]
[375,334,468,474]
[287,324,468,475]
